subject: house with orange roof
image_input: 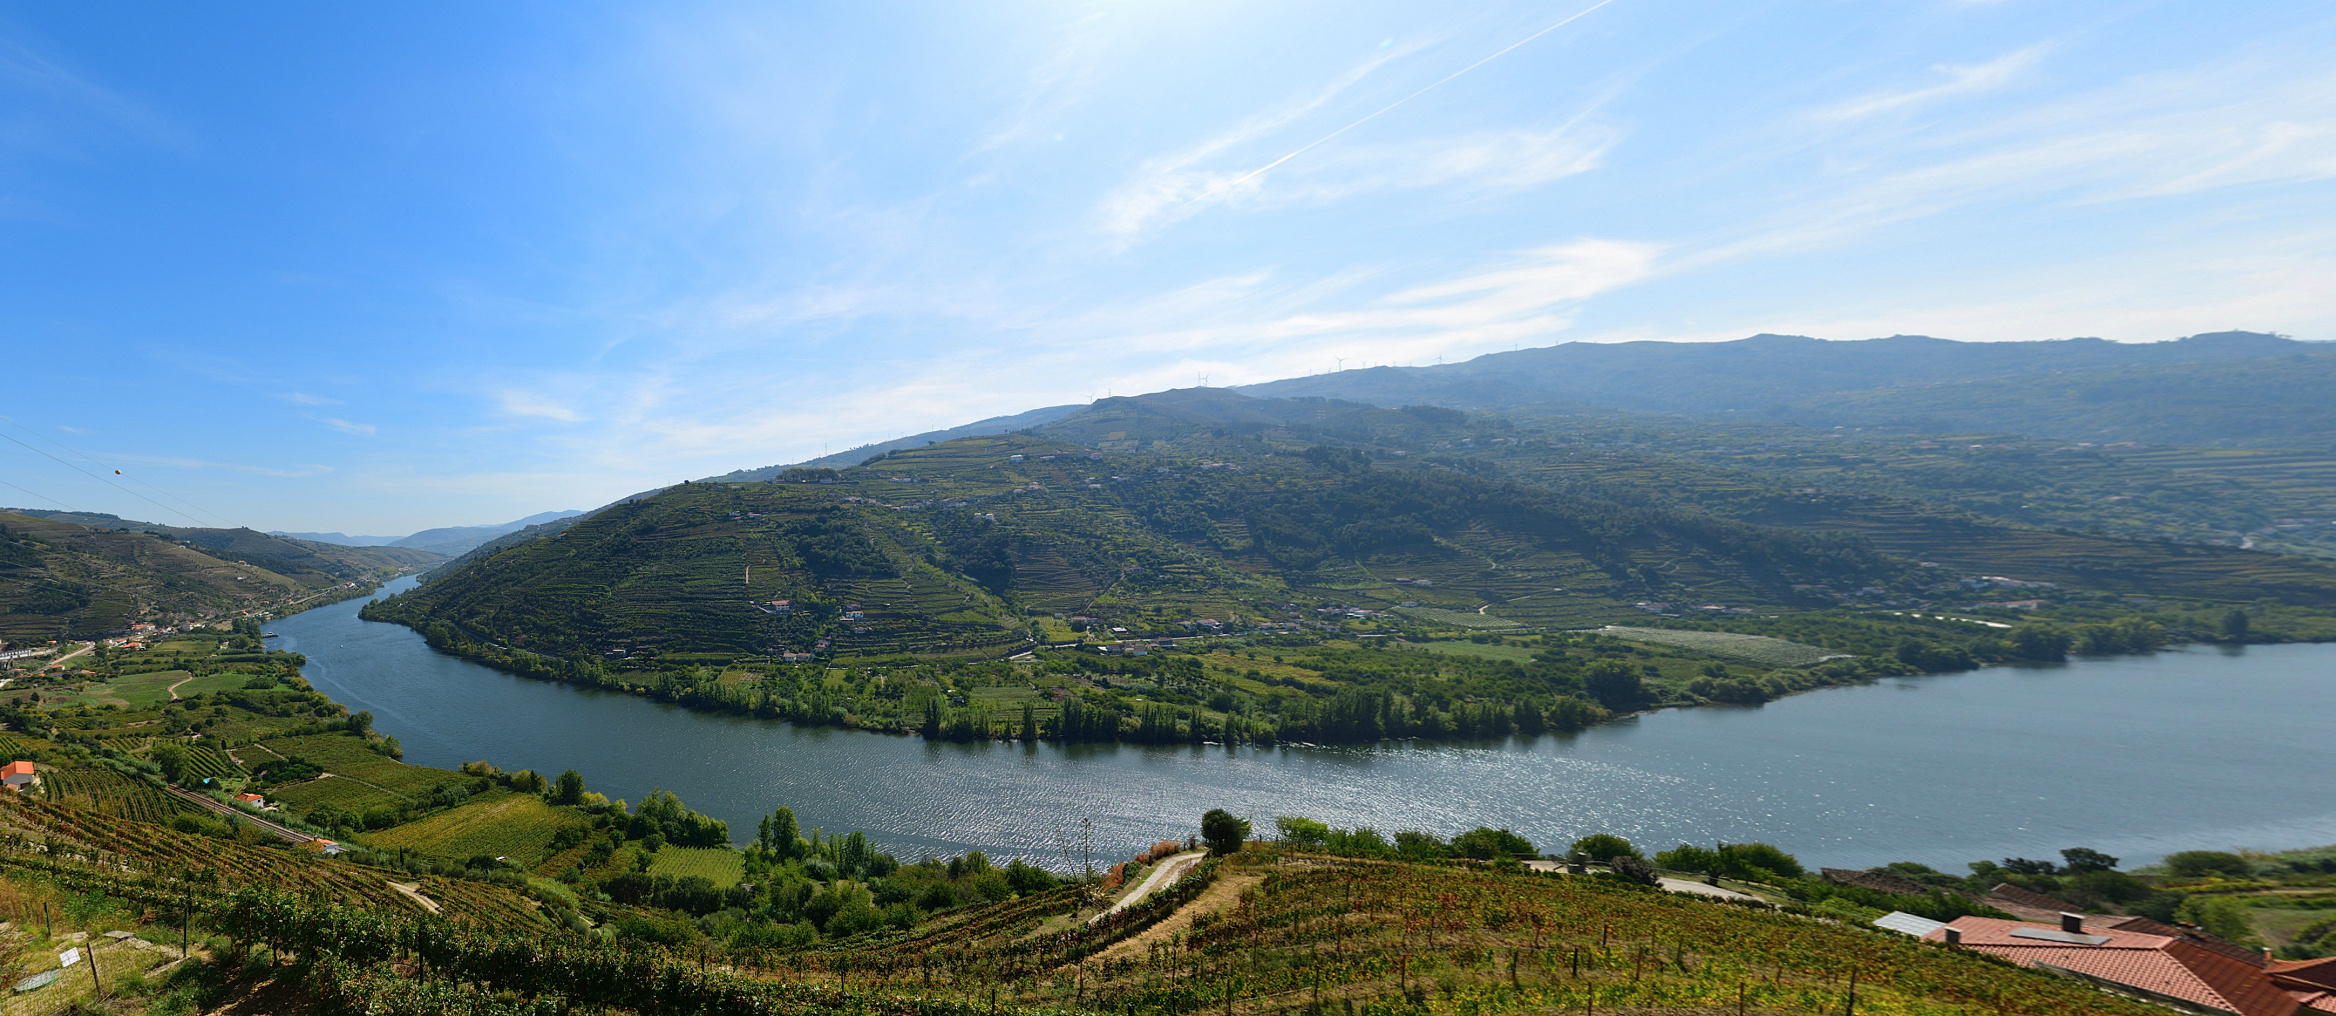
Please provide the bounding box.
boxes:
[1,760,36,791]
[1916,913,2304,1016]
[2270,957,2336,1013]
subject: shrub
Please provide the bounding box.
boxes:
[1656,844,1720,873]
[1715,842,1804,880]
[2164,850,2254,879]
[1604,855,1661,887]
[1393,830,1449,859]
[1450,827,1535,860]
[1571,834,1641,862]
[1275,816,1329,848]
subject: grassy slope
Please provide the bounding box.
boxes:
[367,793,587,864]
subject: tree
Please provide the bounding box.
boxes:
[1570,833,1641,862]
[1394,830,1450,859]
[1451,827,1535,860]
[1582,660,1646,712]
[2059,847,2119,873]
[552,769,585,805]
[1200,809,1250,855]
[2008,625,2072,661]
[2163,850,2252,878]
[1655,843,1721,874]
[2176,896,2262,947]
[762,806,805,859]
[1275,816,1328,847]
[151,743,188,785]
[2220,609,2251,639]
[1719,842,1804,880]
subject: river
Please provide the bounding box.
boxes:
[276,576,2336,872]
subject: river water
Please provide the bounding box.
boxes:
[277,576,2336,872]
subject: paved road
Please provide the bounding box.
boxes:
[161,786,312,844]
[1092,851,1207,923]
[1523,859,1758,900]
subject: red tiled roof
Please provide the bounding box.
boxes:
[1927,917,2298,1016]
[1,761,34,777]
[2289,989,2336,1014]
[1984,882,2082,922]
[2273,958,2336,992]
[2103,914,2269,967]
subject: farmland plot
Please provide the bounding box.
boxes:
[1594,625,1851,666]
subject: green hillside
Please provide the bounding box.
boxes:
[0,510,415,640]
[364,432,1905,663]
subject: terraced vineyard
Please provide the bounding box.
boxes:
[39,767,203,823]
[178,745,243,782]
[644,845,747,887]
[0,794,545,931]
[1397,605,1520,629]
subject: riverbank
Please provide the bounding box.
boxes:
[356,582,2305,751]
[279,579,2336,872]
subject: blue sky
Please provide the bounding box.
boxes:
[3,0,2332,535]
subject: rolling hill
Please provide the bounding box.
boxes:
[0,511,389,640]
[364,431,1907,660]
[1239,331,2336,448]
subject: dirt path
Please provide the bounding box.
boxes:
[1089,872,1260,965]
[1093,851,1206,923]
[167,674,197,700]
[387,881,441,914]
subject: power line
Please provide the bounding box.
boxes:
[0,431,204,527]
[0,418,236,528]
[0,478,87,514]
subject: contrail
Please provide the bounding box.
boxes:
[1217,0,1622,192]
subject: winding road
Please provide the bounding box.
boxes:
[1091,851,1206,923]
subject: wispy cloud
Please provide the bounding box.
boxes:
[279,392,337,406]
[494,389,587,423]
[1814,45,2048,122]
[309,415,377,437]
[1685,38,2336,268]
[1097,45,1420,238]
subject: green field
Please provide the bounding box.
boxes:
[645,845,747,888]
[367,794,588,864]
[258,732,476,814]
[1594,625,1850,666]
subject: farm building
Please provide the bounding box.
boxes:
[1912,914,2311,1016]
[0,760,36,791]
